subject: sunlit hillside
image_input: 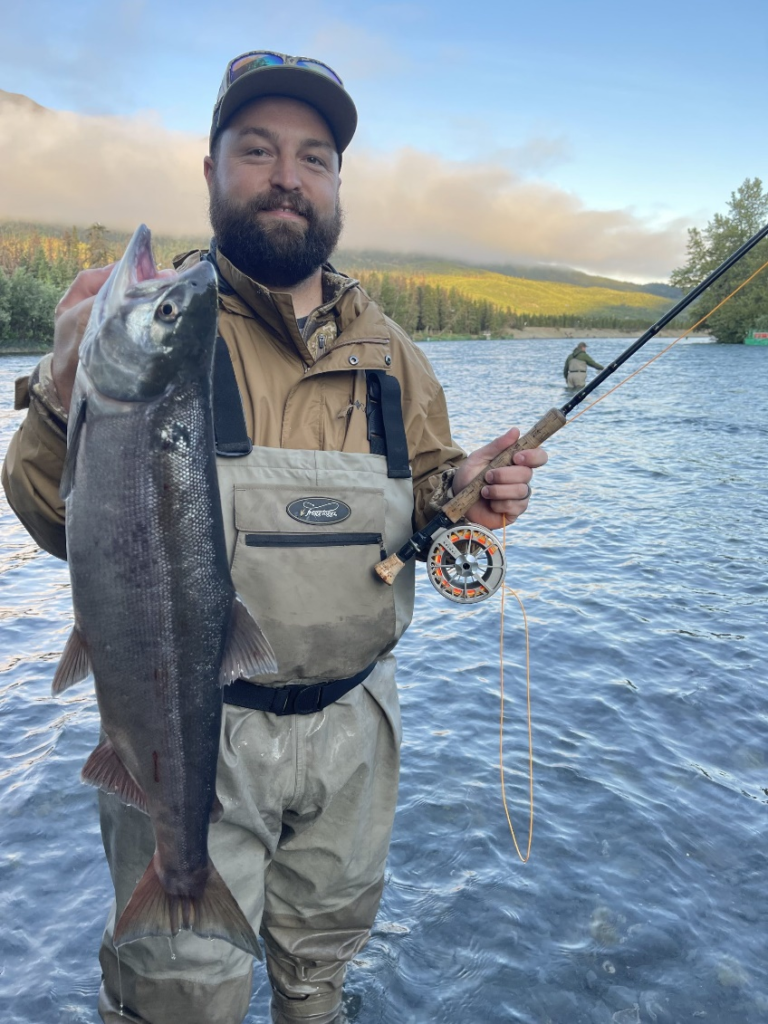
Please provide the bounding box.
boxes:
[408,270,670,321]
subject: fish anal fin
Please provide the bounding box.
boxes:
[81,738,148,813]
[113,854,261,959]
[219,596,278,685]
[52,627,92,694]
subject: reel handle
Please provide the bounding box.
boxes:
[443,406,566,523]
[374,407,566,586]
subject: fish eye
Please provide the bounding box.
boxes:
[157,300,179,322]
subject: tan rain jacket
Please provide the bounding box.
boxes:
[2,250,466,561]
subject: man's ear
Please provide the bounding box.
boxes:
[203,155,215,189]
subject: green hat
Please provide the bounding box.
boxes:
[210,51,358,154]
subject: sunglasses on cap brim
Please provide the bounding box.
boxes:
[228,51,344,87]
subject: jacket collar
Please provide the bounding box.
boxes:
[180,245,391,364]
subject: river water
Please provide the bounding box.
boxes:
[1,338,766,1024]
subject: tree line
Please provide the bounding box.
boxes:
[0,224,116,348]
[3,183,766,349]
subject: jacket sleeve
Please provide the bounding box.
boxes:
[583,352,604,369]
[407,367,467,532]
[1,355,68,561]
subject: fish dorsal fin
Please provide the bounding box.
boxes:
[81,737,148,813]
[60,396,87,501]
[219,596,277,685]
[52,626,92,693]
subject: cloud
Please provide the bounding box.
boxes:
[340,148,688,279]
[0,92,687,280]
[0,91,210,235]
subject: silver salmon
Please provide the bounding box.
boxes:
[53,224,276,957]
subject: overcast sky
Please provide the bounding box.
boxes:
[1,0,765,281]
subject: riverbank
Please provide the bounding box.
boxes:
[0,345,49,355]
[0,326,713,355]
[417,327,712,342]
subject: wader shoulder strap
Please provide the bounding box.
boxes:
[213,335,253,457]
[365,370,411,479]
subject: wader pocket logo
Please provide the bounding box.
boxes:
[286,497,352,525]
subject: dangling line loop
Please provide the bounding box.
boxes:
[498,516,534,862]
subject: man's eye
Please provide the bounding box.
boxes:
[306,155,326,167]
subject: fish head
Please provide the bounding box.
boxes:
[80,224,218,402]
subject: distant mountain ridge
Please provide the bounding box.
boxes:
[333,249,680,300]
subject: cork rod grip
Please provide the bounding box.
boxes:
[442,407,566,522]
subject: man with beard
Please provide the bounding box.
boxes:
[3,52,547,1024]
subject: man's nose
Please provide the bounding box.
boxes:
[269,154,303,192]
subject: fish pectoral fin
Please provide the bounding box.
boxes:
[81,738,148,813]
[210,795,224,824]
[52,627,92,694]
[60,395,87,500]
[113,855,262,960]
[219,596,278,685]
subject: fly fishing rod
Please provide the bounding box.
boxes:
[375,221,768,601]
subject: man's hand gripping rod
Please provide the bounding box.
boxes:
[374,220,768,587]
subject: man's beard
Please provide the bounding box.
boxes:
[209,182,344,289]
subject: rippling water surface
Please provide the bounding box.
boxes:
[1,339,766,1023]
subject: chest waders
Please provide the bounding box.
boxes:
[212,338,416,715]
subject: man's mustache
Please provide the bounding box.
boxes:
[246,191,315,221]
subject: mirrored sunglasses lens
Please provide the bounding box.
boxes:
[229,52,285,82]
[293,59,343,84]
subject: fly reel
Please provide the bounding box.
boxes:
[426,523,506,604]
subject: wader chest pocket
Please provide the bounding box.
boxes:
[230,483,402,684]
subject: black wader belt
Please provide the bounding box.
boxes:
[223,660,377,715]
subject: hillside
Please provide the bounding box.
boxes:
[334,259,673,324]
[334,249,679,300]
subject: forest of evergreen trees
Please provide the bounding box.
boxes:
[0,224,115,349]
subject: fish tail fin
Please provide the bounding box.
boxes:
[113,854,261,959]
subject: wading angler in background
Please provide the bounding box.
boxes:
[2,50,548,1024]
[563,341,604,388]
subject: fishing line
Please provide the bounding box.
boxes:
[495,253,768,861]
[498,515,534,862]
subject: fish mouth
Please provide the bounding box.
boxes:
[99,224,158,322]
